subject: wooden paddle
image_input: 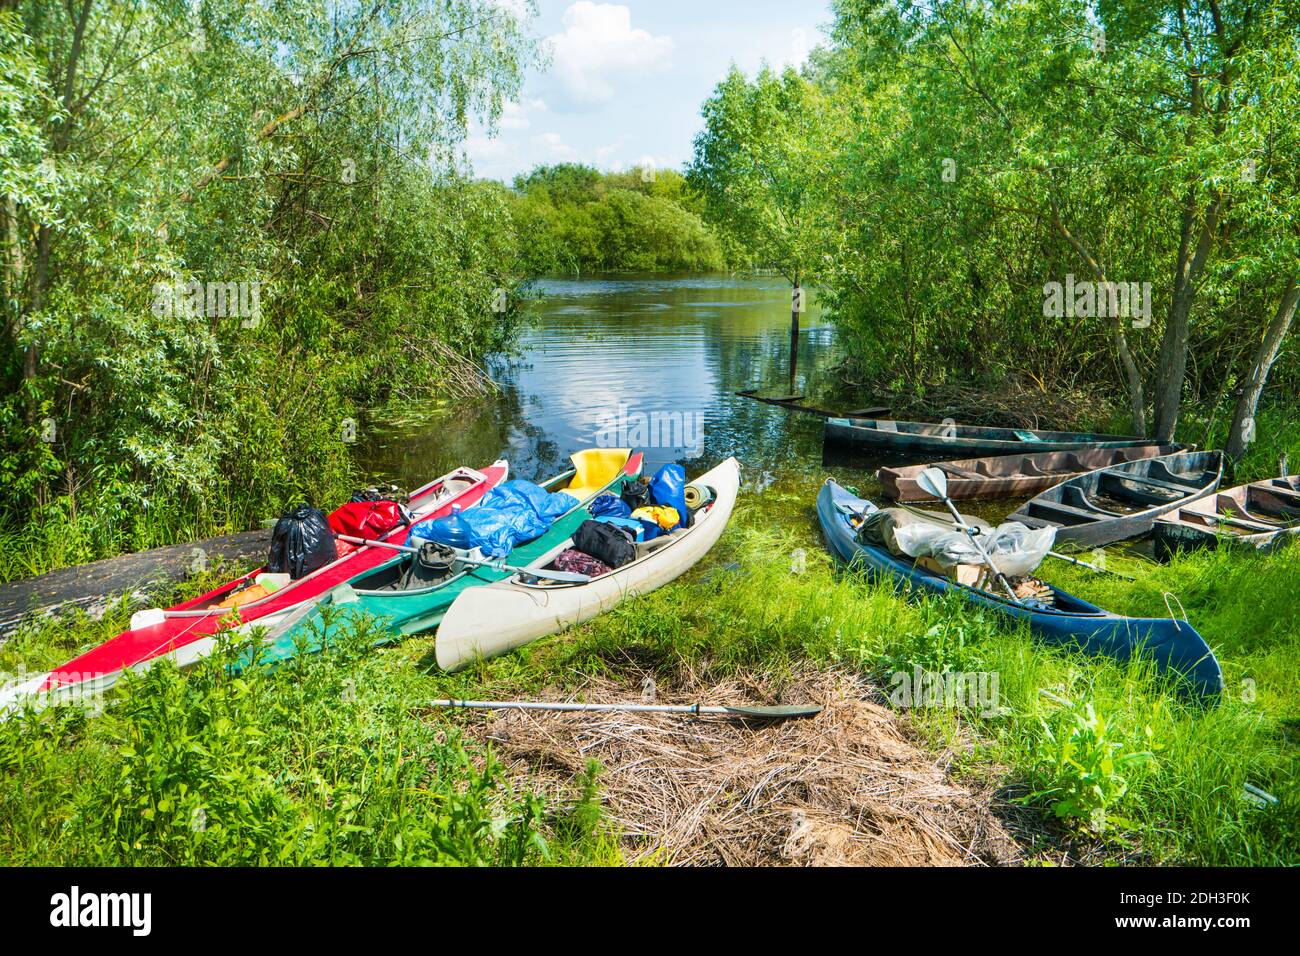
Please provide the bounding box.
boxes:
[336,534,592,584]
[429,698,823,719]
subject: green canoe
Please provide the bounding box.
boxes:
[240,449,644,668]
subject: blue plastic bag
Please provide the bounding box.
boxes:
[410,481,577,558]
[589,491,632,519]
[648,464,687,531]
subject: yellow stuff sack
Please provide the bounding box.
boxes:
[632,505,680,531]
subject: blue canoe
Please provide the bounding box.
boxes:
[817,479,1223,700]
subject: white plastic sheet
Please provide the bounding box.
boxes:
[891,520,1055,576]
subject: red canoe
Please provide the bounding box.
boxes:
[9,460,507,706]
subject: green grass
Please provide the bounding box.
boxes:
[0,451,1297,865]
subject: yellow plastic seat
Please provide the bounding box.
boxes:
[564,448,631,501]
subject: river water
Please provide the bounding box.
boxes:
[359,273,873,490]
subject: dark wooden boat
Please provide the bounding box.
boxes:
[1153,474,1300,557]
[818,479,1222,700]
[824,416,1153,458]
[878,444,1190,502]
[737,389,889,419]
[1008,451,1224,548]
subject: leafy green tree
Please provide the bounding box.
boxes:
[0,0,539,570]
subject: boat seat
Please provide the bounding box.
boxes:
[1024,499,1101,523]
[564,448,630,500]
[1264,482,1300,501]
[1181,509,1277,532]
[1147,460,1207,485]
[941,465,984,480]
[635,530,684,558]
[1102,471,1191,493]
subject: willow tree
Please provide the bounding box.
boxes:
[688,64,840,391]
[0,0,539,556]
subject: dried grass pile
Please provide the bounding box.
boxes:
[460,669,1022,866]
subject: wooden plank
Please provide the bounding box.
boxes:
[0,528,271,639]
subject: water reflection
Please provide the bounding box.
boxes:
[358,273,854,487]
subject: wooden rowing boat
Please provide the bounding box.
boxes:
[243,450,644,667]
[1153,474,1300,557]
[824,416,1154,458]
[435,457,741,671]
[0,460,510,714]
[736,388,889,419]
[878,444,1190,502]
[817,479,1223,699]
[1008,451,1223,548]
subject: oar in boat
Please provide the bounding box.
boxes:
[429,698,823,719]
[335,535,592,584]
[915,467,1023,604]
[1046,549,1136,580]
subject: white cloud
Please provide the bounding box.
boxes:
[543,2,673,111]
[499,97,547,131]
[532,131,578,162]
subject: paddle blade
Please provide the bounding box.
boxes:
[916,467,948,500]
[721,704,823,719]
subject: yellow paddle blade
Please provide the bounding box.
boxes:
[564,447,631,500]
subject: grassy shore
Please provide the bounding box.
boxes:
[1,404,1296,865]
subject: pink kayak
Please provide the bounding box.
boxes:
[1,460,508,710]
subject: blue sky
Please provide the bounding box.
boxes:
[467,1,834,182]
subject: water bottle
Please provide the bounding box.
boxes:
[416,503,473,550]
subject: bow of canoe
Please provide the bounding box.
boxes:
[435,457,741,672]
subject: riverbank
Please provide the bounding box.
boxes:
[2,460,1295,866]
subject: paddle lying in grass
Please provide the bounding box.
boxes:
[335,535,592,584]
[1046,549,1136,580]
[429,698,823,719]
[915,467,1023,604]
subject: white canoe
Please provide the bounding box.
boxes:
[435,457,741,671]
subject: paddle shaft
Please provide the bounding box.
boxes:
[429,699,820,718]
[932,497,1024,604]
[1047,549,1136,580]
[336,534,590,583]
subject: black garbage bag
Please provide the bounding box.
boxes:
[620,477,652,512]
[572,519,636,569]
[267,504,338,579]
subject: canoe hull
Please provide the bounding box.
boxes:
[878,444,1189,502]
[0,461,510,715]
[818,480,1222,699]
[825,417,1153,458]
[1009,451,1223,548]
[435,457,741,672]
[1153,475,1300,558]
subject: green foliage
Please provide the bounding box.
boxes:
[0,1,540,577]
[0,621,566,865]
[693,1,1300,437]
[1030,694,1154,835]
[688,65,840,283]
[506,163,726,274]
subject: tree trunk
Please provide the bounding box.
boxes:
[1050,205,1146,433]
[1225,276,1299,460]
[788,279,801,393]
[1153,193,1220,441]
[2,196,24,338]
